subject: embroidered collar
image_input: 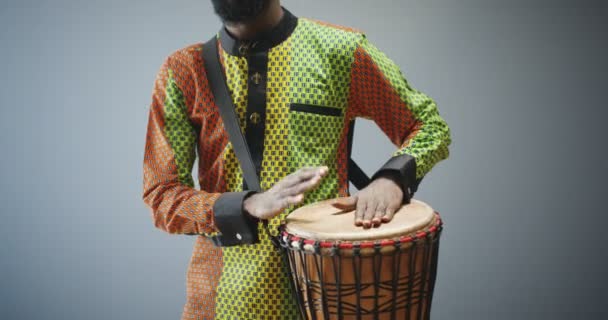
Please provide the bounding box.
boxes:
[218,7,298,56]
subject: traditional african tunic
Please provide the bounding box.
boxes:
[142,7,451,319]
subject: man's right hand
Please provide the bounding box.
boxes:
[243,166,329,220]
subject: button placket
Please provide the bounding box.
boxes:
[238,44,249,56]
[249,112,261,124]
[242,49,269,182]
[251,72,262,85]
[238,41,259,56]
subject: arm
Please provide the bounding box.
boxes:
[348,35,452,195]
[333,34,451,227]
[142,51,328,243]
[142,54,255,239]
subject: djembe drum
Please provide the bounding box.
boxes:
[278,198,443,320]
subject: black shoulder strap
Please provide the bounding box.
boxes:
[347,120,371,190]
[203,36,262,192]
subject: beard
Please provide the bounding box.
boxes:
[211,0,271,23]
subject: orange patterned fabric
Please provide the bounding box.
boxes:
[348,45,420,150]
[143,44,225,235]
[143,44,227,318]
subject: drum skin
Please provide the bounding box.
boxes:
[279,199,442,320]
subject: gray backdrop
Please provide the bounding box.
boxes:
[1,0,607,319]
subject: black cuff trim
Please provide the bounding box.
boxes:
[212,191,259,246]
[371,154,422,199]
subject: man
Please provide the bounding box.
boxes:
[142,0,451,318]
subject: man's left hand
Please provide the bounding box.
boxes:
[331,174,407,228]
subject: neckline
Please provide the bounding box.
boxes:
[218,7,298,56]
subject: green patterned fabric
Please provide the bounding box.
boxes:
[164,69,197,187]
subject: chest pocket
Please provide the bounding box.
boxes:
[288,103,344,168]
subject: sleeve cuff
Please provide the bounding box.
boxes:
[371,153,423,198]
[212,191,259,246]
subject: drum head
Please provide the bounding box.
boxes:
[284,198,436,241]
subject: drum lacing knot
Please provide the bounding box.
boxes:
[330,243,339,257]
[313,241,321,255]
[394,239,403,252]
[295,238,304,251]
[373,242,382,254]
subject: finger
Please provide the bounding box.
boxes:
[381,204,399,223]
[318,165,329,176]
[355,197,366,226]
[305,165,328,177]
[282,173,323,197]
[284,166,327,188]
[331,195,357,211]
[282,167,317,187]
[372,202,386,227]
[362,199,377,229]
[260,194,305,220]
[284,194,304,206]
[274,194,305,216]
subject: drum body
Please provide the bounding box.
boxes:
[279,199,442,320]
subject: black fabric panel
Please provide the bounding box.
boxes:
[290,103,343,116]
[371,153,422,199]
[218,6,298,57]
[244,51,269,182]
[212,191,259,246]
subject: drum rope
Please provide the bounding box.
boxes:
[417,235,431,318]
[373,243,383,319]
[352,244,362,319]
[277,213,443,320]
[390,240,403,320]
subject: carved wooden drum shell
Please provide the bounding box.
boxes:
[279,199,443,320]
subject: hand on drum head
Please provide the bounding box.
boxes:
[243,166,329,220]
[331,175,405,228]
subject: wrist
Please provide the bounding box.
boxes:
[374,171,403,188]
[373,170,408,201]
[243,192,259,219]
